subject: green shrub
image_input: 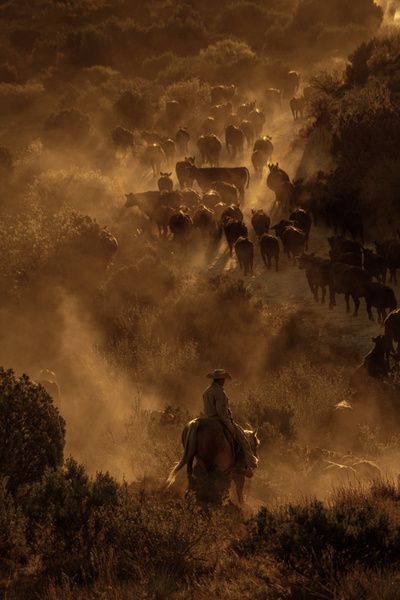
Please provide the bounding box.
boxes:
[0,368,65,493]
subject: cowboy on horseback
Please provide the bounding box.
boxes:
[202,368,258,477]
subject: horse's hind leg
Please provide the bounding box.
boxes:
[184,459,195,499]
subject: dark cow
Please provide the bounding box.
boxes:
[290,96,305,120]
[161,138,176,167]
[181,187,201,209]
[125,191,160,216]
[375,238,400,285]
[338,210,364,243]
[169,210,192,244]
[253,136,273,160]
[260,234,279,271]
[331,251,363,267]
[329,264,371,315]
[202,189,221,209]
[211,84,236,106]
[234,237,254,275]
[265,88,281,110]
[276,180,297,213]
[266,163,290,191]
[214,201,228,223]
[165,100,182,122]
[125,191,166,235]
[154,204,174,238]
[221,204,243,224]
[193,205,217,239]
[225,112,240,128]
[111,126,134,152]
[237,101,256,120]
[328,237,363,262]
[251,209,270,238]
[364,248,387,283]
[143,144,166,177]
[365,282,397,322]
[248,108,265,137]
[271,220,306,262]
[157,172,173,193]
[211,103,232,125]
[282,70,300,99]
[224,219,248,256]
[141,130,162,145]
[176,157,195,189]
[197,135,222,167]
[298,253,331,304]
[239,120,255,148]
[267,164,297,211]
[175,128,190,155]
[251,149,268,178]
[184,162,250,201]
[201,116,217,135]
[289,208,312,247]
[384,308,400,356]
[212,181,239,204]
[362,335,391,380]
[225,125,245,159]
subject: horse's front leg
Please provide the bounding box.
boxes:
[233,473,245,503]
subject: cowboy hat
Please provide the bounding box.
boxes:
[207,368,232,380]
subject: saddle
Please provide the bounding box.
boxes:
[195,416,240,462]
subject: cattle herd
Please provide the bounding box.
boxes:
[121,81,400,382]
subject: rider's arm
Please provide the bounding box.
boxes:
[214,389,233,425]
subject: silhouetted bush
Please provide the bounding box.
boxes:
[238,500,400,580]
[64,28,111,67]
[0,480,29,579]
[0,62,18,83]
[0,145,12,170]
[9,29,40,53]
[42,109,91,148]
[114,89,153,130]
[24,459,214,587]
[198,39,257,84]
[0,368,65,493]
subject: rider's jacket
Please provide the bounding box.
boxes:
[202,381,233,428]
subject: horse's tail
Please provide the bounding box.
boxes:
[166,420,199,487]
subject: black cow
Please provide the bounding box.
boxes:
[329,264,371,316]
[298,253,331,304]
[271,220,306,262]
[365,282,397,323]
[251,209,270,238]
[289,208,312,247]
[328,236,363,261]
[259,234,279,271]
[234,237,254,275]
[375,239,400,285]
[157,172,173,193]
[169,211,192,244]
[185,163,250,201]
[176,158,195,189]
[364,248,387,283]
[224,219,248,256]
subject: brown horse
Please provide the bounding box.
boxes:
[167,418,259,503]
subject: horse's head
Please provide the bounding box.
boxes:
[244,428,260,456]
